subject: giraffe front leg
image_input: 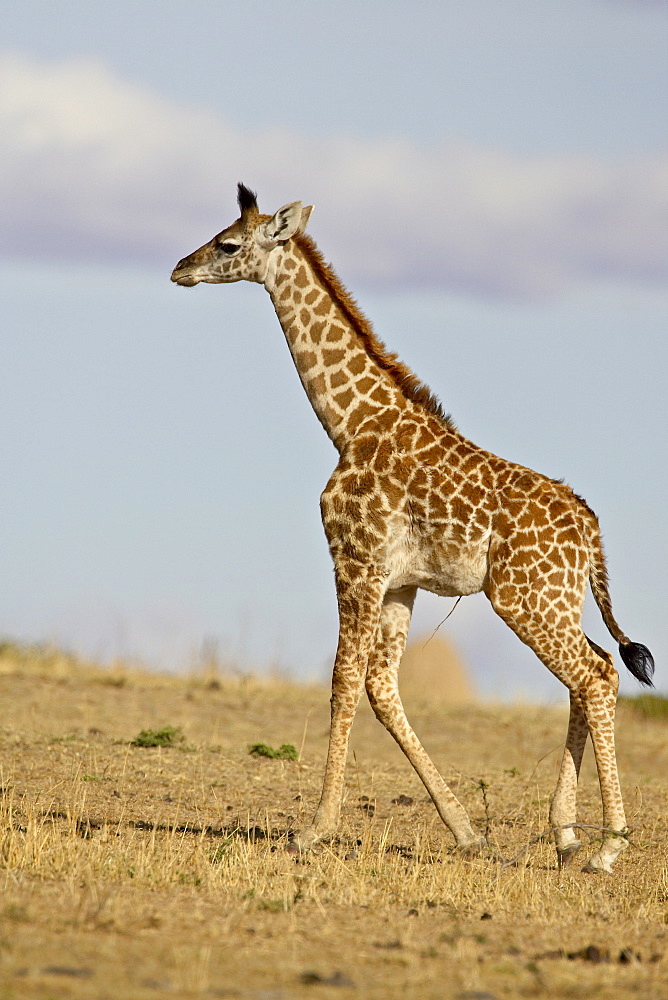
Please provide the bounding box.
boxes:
[294,568,386,849]
[365,588,483,852]
[550,694,588,868]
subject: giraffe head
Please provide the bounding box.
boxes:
[171,183,314,287]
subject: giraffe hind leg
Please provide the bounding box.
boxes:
[551,693,587,867]
[489,591,628,873]
[548,645,627,872]
[553,631,620,866]
[578,662,630,873]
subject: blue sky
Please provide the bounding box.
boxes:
[1,1,666,698]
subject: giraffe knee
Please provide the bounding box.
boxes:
[591,656,619,697]
[579,656,619,706]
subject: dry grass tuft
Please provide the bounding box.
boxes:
[0,643,666,998]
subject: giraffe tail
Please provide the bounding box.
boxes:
[585,507,655,687]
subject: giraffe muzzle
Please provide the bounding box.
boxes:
[170,266,199,286]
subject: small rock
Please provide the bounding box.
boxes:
[344,851,358,861]
[567,944,610,963]
[480,912,493,920]
[300,970,354,987]
[392,794,414,806]
[41,967,93,979]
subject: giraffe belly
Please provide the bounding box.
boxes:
[386,535,491,598]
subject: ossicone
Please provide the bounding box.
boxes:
[237,183,258,215]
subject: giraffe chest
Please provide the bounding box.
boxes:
[322,435,496,597]
[321,477,492,597]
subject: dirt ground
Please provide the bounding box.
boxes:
[0,649,666,999]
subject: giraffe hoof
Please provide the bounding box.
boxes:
[289,826,325,852]
[581,859,613,874]
[455,837,488,858]
[557,841,582,869]
[582,836,628,874]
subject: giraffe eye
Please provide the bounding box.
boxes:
[219,241,240,255]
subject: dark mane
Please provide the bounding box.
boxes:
[294,233,453,427]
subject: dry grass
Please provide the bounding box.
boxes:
[0,646,666,999]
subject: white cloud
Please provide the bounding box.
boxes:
[1,53,666,296]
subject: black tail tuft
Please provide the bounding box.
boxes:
[619,641,655,687]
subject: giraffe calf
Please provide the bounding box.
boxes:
[172,184,654,874]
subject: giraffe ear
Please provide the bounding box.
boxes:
[299,205,314,233]
[257,201,306,247]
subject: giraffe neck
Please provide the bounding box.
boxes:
[264,236,431,451]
